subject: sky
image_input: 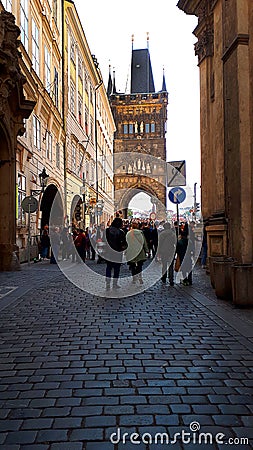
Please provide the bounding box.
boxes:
[75,0,200,210]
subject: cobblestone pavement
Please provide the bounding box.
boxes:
[0,260,253,450]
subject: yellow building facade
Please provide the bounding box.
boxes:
[64,0,115,230]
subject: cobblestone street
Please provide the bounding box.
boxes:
[0,260,253,450]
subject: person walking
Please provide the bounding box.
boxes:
[50,226,61,264]
[61,227,70,261]
[40,229,50,260]
[126,222,149,284]
[104,217,127,290]
[176,229,193,286]
[157,222,177,286]
[96,222,106,264]
[90,228,97,260]
[74,229,86,262]
[201,223,208,269]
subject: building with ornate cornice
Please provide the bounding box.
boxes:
[177,0,253,303]
[108,43,168,219]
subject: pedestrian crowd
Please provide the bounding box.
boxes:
[38,216,206,291]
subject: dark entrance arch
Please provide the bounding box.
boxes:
[70,195,83,229]
[40,184,63,231]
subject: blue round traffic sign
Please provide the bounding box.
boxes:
[168,187,186,204]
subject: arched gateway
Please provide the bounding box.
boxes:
[108,42,168,219]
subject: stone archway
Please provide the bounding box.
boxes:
[115,175,166,220]
[0,11,35,270]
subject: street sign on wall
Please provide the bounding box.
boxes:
[21,196,38,213]
[167,160,186,187]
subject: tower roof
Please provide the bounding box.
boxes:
[107,65,112,97]
[161,68,167,92]
[130,48,155,94]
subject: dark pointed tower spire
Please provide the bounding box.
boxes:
[107,64,112,97]
[162,67,167,92]
[112,68,117,94]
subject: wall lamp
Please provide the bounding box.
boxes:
[31,168,49,196]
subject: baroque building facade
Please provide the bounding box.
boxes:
[177,0,253,302]
[108,44,168,219]
[0,0,115,269]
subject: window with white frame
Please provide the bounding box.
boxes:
[17,174,26,226]
[44,45,51,93]
[46,132,53,160]
[90,117,94,143]
[70,36,75,63]
[33,116,41,150]
[85,106,89,136]
[78,56,83,80]
[78,95,83,126]
[3,0,12,11]
[90,85,93,104]
[32,20,40,76]
[56,143,60,169]
[53,68,59,108]
[151,123,155,133]
[91,162,95,184]
[70,82,75,115]
[85,73,88,93]
[23,119,27,139]
[20,0,28,51]
[72,144,76,173]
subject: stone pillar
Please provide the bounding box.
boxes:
[0,137,19,270]
[223,1,252,264]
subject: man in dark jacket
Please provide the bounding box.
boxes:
[176,230,193,285]
[105,217,127,290]
[157,222,177,286]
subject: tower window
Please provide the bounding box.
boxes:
[123,124,128,134]
[145,123,150,133]
[151,123,155,133]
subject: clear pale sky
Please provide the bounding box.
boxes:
[76,0,200,209]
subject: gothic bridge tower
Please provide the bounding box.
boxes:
[108,40,168,219]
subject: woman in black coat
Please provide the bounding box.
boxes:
[176,230,193,286]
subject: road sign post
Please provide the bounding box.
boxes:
[168,187,186,237]
[21,196,38,266]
